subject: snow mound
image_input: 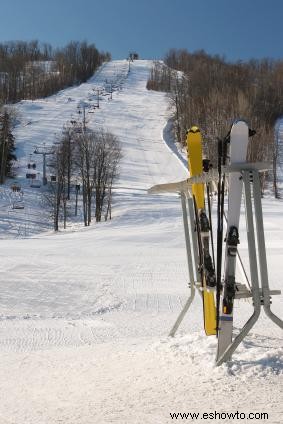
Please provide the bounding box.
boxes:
[153,332,283,378]
[228,337,283,378]
[93,283,124,314]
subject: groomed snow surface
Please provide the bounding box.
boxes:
[0,60,282,423]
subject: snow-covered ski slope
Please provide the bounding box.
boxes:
[0,60,282,423]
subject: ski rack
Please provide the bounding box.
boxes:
[148,163,283,365]
[216,162,283,365]
[149,168,217,337]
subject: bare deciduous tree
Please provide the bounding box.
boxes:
[92,130,121,222]
[74,128,121,226]
[44,129,76,231]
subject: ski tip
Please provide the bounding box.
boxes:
[229,119,249,139]
[231,119,256,139]
[233,118,249,127]
[187,126,200,134]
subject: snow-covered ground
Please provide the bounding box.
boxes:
[0,60,282,423]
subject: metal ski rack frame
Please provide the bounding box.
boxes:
[216,162,283,366]
[148,169,217,337]
[169,192,200,337]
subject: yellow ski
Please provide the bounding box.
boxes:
[186,126,216,336]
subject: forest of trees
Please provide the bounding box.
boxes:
[147,49,283,196]
[0,40,111,103]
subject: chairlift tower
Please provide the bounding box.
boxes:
[34,145,54,185]
[75,183,80,216]
[77,101,91,132]
[92,88,101,108]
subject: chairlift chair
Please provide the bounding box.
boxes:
[27,163,36,170]
[30,172,41,188]
[12,201,24,210]
[11,184,21,192]
[30,181,41,188]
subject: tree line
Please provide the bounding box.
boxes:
[147,49,283,196]
[0,40,111,103]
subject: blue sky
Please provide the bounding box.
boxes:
[0,0,282,62]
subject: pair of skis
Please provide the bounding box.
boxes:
[186,127,216,336]
[216,120,251,360]
[187,121,251,357]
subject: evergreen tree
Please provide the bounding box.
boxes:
[0,109,16,183]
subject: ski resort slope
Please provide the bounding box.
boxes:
[0,60,282,424]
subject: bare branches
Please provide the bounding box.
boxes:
[0,40,111,103]
[46,126,121,231]
[148,49,283,195]
[74,129,121,225]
